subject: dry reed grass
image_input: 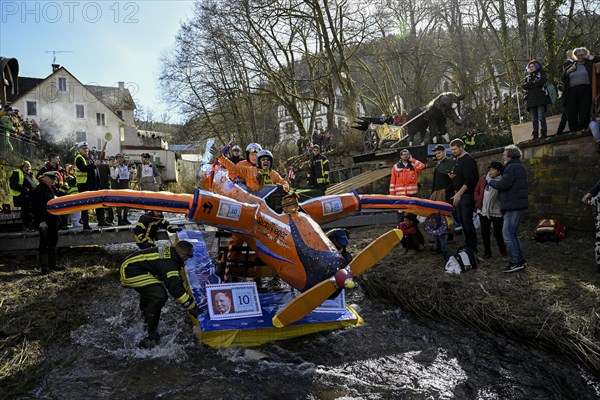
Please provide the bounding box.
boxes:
[353,225,600,375]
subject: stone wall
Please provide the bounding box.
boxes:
[418,131,600,232]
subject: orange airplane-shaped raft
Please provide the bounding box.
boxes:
[48,157,453,327]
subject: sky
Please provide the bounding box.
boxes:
[0,0,196,123]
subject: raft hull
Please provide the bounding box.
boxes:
[179,229,363,349]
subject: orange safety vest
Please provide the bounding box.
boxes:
[389,159,425,196]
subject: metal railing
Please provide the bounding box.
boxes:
[0,136,38,158]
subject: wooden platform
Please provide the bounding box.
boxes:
[511,114,561,144]
[326,168,391,195]
[321,210,399,229]
[0,220,193,252]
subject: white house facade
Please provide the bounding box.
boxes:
[277,87,365,144]
[9,65,136,157]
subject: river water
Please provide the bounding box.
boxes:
[22,263,600,400]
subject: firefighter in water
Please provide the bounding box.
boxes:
[307,144,330,196]
[133,210,181,249]
[120,240,199,348]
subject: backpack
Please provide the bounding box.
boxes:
[445,247,478,274]
[533,219,566,243]
[546,82,558,104]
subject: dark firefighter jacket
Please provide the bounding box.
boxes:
[307,154,330,186]
[133,212,177,248]
[30,181,60,226]
[120,246,196,311]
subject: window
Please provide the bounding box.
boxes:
[58,77,67,92]
[335,96,343,111]
[315,118,323,130]
[316,103,322,113]
[26,101,38,116]
[75,131,86,142]
[285,123,296,133]
[96,113,106,126]
[116,110,123,119]
[75,104,85,119]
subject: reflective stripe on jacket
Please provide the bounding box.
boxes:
[120,246,196,310]
[389,159,425,196]
[307,155,330,185]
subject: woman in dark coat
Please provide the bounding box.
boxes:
[522,60,550,139]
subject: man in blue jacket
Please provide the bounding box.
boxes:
[488,145,529,273]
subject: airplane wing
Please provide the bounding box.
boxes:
[47,189,258,236]
[47,189,193,214]
[299,191,453,224]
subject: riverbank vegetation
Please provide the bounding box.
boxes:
[356,225,600,375]
[0,247,124,399]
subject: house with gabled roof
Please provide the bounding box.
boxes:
[7,64,136,156]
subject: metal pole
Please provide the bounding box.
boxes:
[516,86,522,123]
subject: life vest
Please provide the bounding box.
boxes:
[9,169,24,196]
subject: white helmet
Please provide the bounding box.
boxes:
[256,149,273,165]
[246,143,262,153]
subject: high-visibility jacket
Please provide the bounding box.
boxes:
[389,158,425,196]
[74,153,89,184]
[219,156,290,192]
[66,175,78,195]
[9,169,24,196]
[120,246,196,312]
[307,154,330,186]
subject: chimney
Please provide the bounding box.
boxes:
[118,81,125,90]
[52,64,60,72]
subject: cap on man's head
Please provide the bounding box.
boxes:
[141,153,151,158]
[20,160,31,168]
[115,153,124,158]
[78,141,89,148]
[488,161,504,172]
[433,144,446,152]
[43,171,59,178]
